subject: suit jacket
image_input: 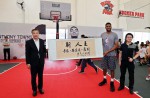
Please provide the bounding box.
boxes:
[25,38,46,67]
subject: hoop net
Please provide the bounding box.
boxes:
[50,11,61,22]
[52,15,59,22]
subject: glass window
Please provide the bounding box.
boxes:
[46,28,66,48]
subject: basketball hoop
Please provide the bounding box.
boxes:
[50,11,62,39]
[52,15,59,22]
[40,1,71,21]
[50,11,61,22]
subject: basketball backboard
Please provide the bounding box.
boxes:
[40,1,71,21]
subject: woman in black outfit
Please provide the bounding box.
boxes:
[118,33,140,94]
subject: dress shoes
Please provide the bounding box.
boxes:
[32,91,37,96]
[118,86,124,91]
[39,89,44,94]
[129,89,134,94]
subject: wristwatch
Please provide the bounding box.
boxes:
[132,58,135,61]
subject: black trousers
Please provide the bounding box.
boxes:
[3,48,10,60]
[77,59,82,66]
[120,60,135,89]
[30,61,44,91]
[81,59,97,72]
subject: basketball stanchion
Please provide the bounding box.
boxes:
[40,1,71,39]
[52,15,60,39]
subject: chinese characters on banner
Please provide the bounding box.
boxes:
[56,39,96,59]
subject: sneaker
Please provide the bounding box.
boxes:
[129,89,134,94]
[78,71,84,73]
[76,62,80,66]
[110,82,115,92]
[146,76,150,80]
[95,68,98,74]
[85,65,87,67]
[76,61,79,63]
[76,63,80,66]
[98,79,107,86]
[139,63,143,66]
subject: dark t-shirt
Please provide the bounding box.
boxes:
[120,43,139,61]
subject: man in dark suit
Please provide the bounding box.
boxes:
[25,29,46,96]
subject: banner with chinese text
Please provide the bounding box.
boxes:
[48,38,103,60]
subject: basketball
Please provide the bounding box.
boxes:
[13,56,17,60]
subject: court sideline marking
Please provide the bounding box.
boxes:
[96,65,143,98]
[0,62,22,75]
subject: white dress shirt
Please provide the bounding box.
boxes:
[3,40,10,49]
[34,39,39,51]
[34,39,40,58]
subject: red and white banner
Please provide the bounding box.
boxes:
[119,10,144,19]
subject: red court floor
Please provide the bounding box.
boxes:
[0,59,141,98]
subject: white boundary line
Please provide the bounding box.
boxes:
[0,62,25,64]
[0,61,77,76]
[0,63,22,75]
[43,65,78,76]
[96,65,143,98]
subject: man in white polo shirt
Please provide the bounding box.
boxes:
[3,36,10,61]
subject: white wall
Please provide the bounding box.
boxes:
[76,0,119,28]
[119,0,150,31]
[0,0,76,28]
[0,0,150,31]
[0,0,24,23]
[0,0,120,28]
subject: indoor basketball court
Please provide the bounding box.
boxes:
[0,0,150,98]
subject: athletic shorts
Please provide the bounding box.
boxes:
[101,56,117,70]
